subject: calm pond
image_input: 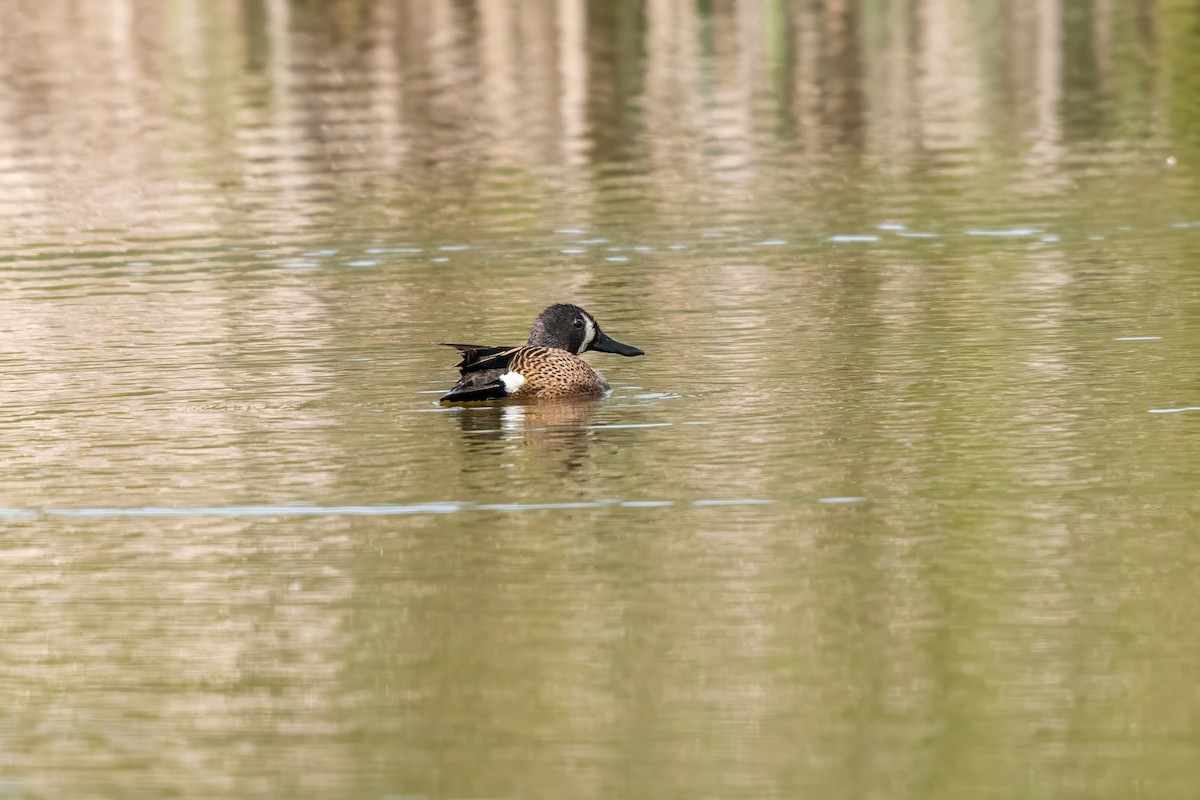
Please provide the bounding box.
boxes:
[2,1,1200,798]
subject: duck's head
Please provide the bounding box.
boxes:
[527,304,644,357]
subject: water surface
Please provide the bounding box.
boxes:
[2,1,1200,798]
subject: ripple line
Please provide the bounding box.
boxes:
[3,498,781,518]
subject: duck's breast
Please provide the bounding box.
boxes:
[510,348,608,398]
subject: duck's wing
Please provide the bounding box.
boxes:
[440,342,517,371]
[438,345,523,403]
[438,368,509,403]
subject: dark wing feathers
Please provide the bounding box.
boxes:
[438,343,523,403]
[438,371,509,402]
[439,342,517,371]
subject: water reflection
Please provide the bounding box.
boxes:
[454,400,600,475]
[0,0,1196,237]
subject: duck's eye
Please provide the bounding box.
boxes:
[573,318,583,329]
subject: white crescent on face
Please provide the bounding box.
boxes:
[578,314,596,354]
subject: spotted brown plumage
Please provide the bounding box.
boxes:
[506,347,611,398]
[438,304,643,403]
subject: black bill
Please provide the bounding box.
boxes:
[589,328,644,357]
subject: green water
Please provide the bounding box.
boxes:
[2,1,1200,797]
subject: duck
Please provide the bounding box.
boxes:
[439,303,644,403]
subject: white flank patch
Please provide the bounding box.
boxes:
[500,371,526,393]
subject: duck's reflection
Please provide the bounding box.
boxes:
[454,398,600,474]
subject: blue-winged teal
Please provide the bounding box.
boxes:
[439,304,644,403]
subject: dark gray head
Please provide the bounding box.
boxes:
[526,304,644,357]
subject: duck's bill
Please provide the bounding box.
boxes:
[590,329,644,357]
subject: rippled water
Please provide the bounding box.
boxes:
[3,1,1200,798]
